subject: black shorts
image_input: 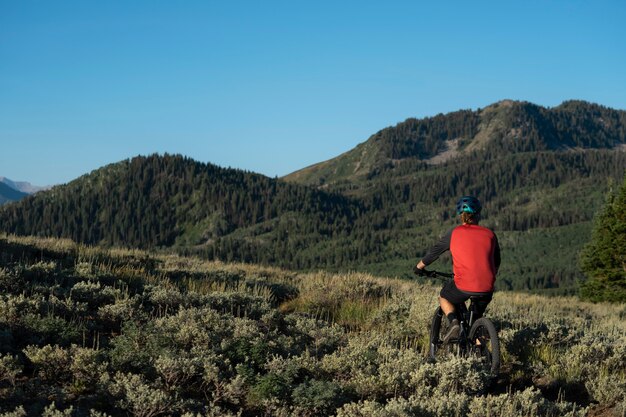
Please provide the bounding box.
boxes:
[440,280,493,316]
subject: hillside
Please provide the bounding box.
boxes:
[282,100,626,292]
[0,154,361,263]
[1,101,625,295]
[0,235,623,416]
[284,100,626,187]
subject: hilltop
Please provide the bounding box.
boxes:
[284,100,626,187]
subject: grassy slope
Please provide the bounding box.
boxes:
[0,235,624,416]
[282,140,380,187]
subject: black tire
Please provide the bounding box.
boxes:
[429,307,456,360]
[468,317,500,375]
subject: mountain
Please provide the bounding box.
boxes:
[0,154,361,266]
[0,176,50,194]
[284,100,626,187]
[1,100,625,295]
[0,181,28,205]
[280,100,626,293]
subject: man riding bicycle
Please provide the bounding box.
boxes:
[415,196,500,343]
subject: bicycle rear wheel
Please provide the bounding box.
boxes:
[429,307,457,360]
[468,317,500,375]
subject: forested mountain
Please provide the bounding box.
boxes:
[0,155,361,265]
[0,182,28,205]
[284,100,626,187]
[281,100,626,293]
[0,100,625,295]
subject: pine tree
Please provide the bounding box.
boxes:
[579,174,626,302]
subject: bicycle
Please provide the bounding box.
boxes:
[415,268,500,376]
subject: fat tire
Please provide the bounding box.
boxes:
[468,317,500,375]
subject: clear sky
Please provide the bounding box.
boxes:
[1,1,625,186]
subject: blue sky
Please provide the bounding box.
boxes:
[1,1,625,186]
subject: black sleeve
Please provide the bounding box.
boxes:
[494,233,501,271]
[421,229,453,266]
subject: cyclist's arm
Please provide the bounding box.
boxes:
[417,229,453,269]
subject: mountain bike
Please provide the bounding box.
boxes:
[417,269,500,376]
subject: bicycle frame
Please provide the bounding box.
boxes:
[448,298,482,348]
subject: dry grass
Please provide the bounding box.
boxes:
[2,233,625,416]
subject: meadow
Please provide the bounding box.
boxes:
[0,234,624,416]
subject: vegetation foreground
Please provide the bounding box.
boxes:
[0,235,624,416]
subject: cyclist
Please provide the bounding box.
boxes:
[415,196,500,343]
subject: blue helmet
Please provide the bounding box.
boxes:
[456,196,482,215]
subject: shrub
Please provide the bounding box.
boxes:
[42,403,74,417]
[336,398,419,417]
[108,372,176,417]
[97,298,140,327]
[154,353,201,391]
[248,373,291,406]
[23,261,58,281]
[468,387,587,417]
[21,313,83,346]
[70,346,108,394]
[154,306,232,351]
[142,285,184,313]
[0,294,45,326]
[0,406,26,417]
[109,321,168,374]
[200,356,246,406]
[283,314,345,357]
[292,379,345,415]
[69,281,117,308]
[0,353,22,387]
[23,344,72,383]
[204,292,272,320]
[0,267,24,294]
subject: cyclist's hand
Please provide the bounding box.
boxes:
[413,266,428,277]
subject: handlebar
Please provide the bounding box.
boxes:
[413,266,454,280]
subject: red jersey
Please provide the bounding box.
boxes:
[422,224,500,293]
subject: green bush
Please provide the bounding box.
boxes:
[108,372,175,417]
[70,346,108,394]
[292,379,345,414]
[0,353,22,387]
[0,406,26,417]
[109,321,168,375]
[248,373,291,406]
[23,344,72,383]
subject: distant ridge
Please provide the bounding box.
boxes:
[0,181,28,205]
[0,177,51,194]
